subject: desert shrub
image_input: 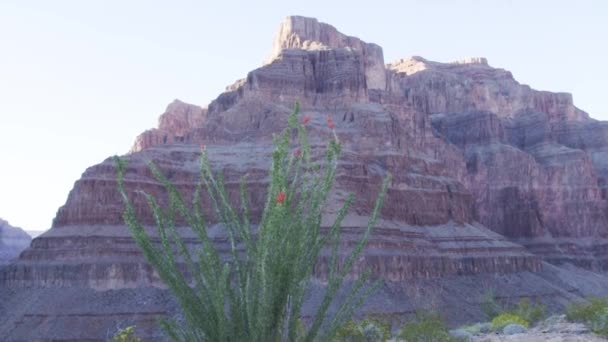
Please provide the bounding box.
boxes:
[512,298,545,324]
[566,297,608,336]
[588,312,608,336]
[111,326,141,342]
[399,311,464,342]
[490,313,529,331]
[480,292,544,325]
[332,318,390,342]
[116,103,391,341]
[480,290,501,320]
[566,297,608,322]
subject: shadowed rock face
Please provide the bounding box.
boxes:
[0,218,31,264]
[2,15,608,341]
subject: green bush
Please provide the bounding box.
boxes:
[111,326,141,342]
[566,297,608,336]
[480,290,501,320]
[490,313,529,331]
[399,311,463,342]
[566,297,608,322]
[480,292,544,325]
[512,298,545,324]
[116,103,391,341]
[333,319,391,342]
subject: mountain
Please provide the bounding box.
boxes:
[0,218,31,264]
[1,16,608,340]
[25,230,47,238]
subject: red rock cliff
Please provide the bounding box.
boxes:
[2,15,608,341]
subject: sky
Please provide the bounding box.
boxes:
[0,0,607,233]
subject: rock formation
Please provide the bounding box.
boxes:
[0,218,31,264]
[2,16,608,341]
[131,99,207,152]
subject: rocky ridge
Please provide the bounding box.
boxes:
[1,16,608,341]
[0,218,31,264]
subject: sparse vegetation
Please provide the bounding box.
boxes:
[398,311,463,342]
[512,298,545,325]
[480,290,501,320]
[332,318,391,342]
[110,326,141,342]
[490,312,529,331]
[566,297,608,336]
[116,103,391,341]
[480,291,545,329]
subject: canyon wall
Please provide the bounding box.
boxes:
[2,15,608,341]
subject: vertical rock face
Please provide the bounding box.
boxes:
[0,218,31,264]
[266,16,387,91]
[417,58,608,268]
[3,15,608,340]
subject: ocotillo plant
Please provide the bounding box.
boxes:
[115,103,391,341]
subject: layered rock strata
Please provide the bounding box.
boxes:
[2,15,608,341]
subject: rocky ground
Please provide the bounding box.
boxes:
[458,316,607,341]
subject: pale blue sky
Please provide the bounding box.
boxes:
[1,0,607,232]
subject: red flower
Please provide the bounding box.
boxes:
[293,149,302,158]
[276,191,286,204]
[302,115,311,125]
[327,115,335,129]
